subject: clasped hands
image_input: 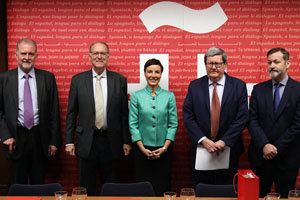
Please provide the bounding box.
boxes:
[142,147,165,160]
[202,138,226,154]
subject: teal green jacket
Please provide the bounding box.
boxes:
[129,86,178,147]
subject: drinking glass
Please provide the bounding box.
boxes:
[264,192,280,200]
[72,187,87,200]
[288,190,300,200]
[55,191,68,200]
[180,188,195,200]
[164,191,177,200]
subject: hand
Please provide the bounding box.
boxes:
[202,138,218,153]
[3,138,16,154]
[215,140,226,152]
[141,148,154,159]
[262,144,277,160]
[152,147,165,159]
[123,144,132,156]
[65,145,75,156]
[48,145,57,156]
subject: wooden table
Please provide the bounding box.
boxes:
[0,197,289,200]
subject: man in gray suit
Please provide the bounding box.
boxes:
[65,42,131,195]
[0,38,61,184]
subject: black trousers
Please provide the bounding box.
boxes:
[134,145,172,196]
[11,126,46,184]
[78,131,118,196]
[252,162,299,198]
[192,164,238,187]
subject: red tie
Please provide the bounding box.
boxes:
[211,82,220,141]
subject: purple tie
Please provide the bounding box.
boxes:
[24,74,34,130]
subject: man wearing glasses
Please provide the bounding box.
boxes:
[183,46,249,186]
[65,42,131,195]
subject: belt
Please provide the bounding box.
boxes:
[17,125,39,130]
[94,129,107,136]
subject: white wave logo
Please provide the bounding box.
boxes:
[139,1,228,34]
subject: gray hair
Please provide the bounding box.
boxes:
[89,41,109,54]
[16,38,37,53]
[204,46,227,64]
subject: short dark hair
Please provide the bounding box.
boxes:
[89,41,109,54]
[16,38,37,53]
[204,46,227,64]
[267,47,290,61]
[144,58,164,72]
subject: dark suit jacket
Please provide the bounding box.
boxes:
[248,77,300,169]
[183,73,249,167]
[65,69,130,159]
[0,68,61,159]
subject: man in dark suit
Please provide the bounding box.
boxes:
[0,38,61,184]
[65,42,131,195]
[183,47,249,186]
[248,47,300,198]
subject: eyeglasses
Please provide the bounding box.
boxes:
[90,52,109,58]
[206,62,224,68]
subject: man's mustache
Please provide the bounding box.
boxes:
[22,59,32,63]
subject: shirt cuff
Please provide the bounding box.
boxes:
[198,136,207,144]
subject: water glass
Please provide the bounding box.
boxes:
[288,190,300,200]
[164,191,177,200]
[55,191,68,200]
[72,187,87,200]
[264,192,280,200]
[180,188,195,200]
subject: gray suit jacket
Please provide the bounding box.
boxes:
[65,69,130,159]
[0,68,61,159]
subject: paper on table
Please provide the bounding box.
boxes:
[195,144,230,170]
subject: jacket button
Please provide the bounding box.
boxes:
[152,97,155,100]
[152,106,155,109]
[152,115,156,119]
[152,124,156,127]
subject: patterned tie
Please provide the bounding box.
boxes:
[23,74,34,130]
[95,75,104,129]
[274,82,282,113]
[211,82,220,141]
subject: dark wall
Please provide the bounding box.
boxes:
[0,0,10,196]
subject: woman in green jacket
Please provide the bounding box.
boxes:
[129,58,178,196]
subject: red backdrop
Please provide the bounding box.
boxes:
[6,0,300,194]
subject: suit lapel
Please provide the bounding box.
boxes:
[264,80,275,121]
[275,78,293,119]
[85,70,95,108]
[11,69,19,110]
[106,70,114,112]
[221,74,232,109]
[35,69,44,109]
[199,76,210,112]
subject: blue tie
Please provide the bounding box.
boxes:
[274,82,281,113]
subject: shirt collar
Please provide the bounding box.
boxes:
[92,68,107,78]
[208,74,226,86]
[272,75,288,86]
[144,85,162,95]
[18,66,35,79]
